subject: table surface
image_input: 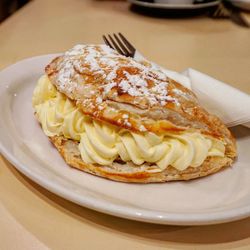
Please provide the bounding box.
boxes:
[0,0,250,249]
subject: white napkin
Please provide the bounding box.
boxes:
[134,51,250,128]
[182,68,250,128]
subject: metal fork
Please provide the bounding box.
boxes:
[102,33,136,57]
[102,33,249,128]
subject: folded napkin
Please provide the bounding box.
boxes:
[182,69,250,128]
[134,52,250,128]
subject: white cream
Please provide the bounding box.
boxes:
[33,75,225,171]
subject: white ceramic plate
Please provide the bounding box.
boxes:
[128,0,220,10]
[0,55,250,226]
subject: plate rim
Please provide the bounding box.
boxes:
[128,0,220,9]
[0,54,250,226]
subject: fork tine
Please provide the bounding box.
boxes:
[118,33,136,54]
[108,35,124,56]
[113,33,130,57]
[103,35,114,49]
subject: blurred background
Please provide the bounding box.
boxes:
[0,0,31,22]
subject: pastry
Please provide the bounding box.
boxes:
[32,44,237,183]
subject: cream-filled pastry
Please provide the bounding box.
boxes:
[32,45,236,182]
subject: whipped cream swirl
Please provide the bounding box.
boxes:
[32,75,225,171]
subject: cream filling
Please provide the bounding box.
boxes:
[32,75,225,171]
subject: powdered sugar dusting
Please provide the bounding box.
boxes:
[124,120,131,127]
[122,114,129,119]
[173,88,192,100]
[54,44,179,107]
[65,44,85,56]
[96,96,103,104]
[139,125,147,132]
[57,60,76,93]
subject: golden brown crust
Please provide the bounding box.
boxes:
[37,44,238,182]
[50,135,233,183]
[45,45,237,161]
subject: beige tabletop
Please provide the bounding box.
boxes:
[0,0,250,249]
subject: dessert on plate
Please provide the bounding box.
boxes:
[32,44,237,183]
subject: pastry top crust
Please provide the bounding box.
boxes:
[45,44,236,157]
